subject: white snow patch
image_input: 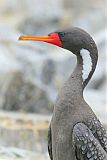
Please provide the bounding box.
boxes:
[80,49,92,82]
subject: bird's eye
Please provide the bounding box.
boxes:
[58,32,65,37]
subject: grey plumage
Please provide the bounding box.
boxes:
[19,27,107,160]
[73,121,107,160]
[47,28,107,160]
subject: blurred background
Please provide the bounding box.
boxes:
[0,0,106,159]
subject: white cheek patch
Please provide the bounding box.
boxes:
[80,49,92,82]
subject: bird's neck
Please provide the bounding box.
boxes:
[56,48,98,107]
[68,48,98,96]
[67,56,83,97]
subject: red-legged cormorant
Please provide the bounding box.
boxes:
[19,28,107,160]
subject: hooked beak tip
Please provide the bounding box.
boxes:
[18,36,24,40]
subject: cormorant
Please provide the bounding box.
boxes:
[19,27,107,160]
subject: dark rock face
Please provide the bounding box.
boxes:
[0,71,53,114]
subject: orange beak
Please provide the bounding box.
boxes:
[19,33,62,47]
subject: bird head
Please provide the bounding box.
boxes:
[19,28,97,58]
[19,28,98,88]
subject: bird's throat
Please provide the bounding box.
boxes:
[69,50,93,94]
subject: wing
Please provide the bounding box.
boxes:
[73,123,107,160]
[48,125,53,160]
[86,117,107,153]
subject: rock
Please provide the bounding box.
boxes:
[0,70,52,113]
[84,89,107,123]
[0,25,54,114]
[0,147,49,160]
[64,0,105,9]
[0,0,63,17]
[63,0,106,33]
[0,111,50,153]
[17,0,64,35]
[18,16,62,36]
[41,59,55,85]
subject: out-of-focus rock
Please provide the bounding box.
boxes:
[0,71,52,113]
[0,111,50,154]
[64,0,105,9]
[18,16,62,36]
[41,59,55,85]
[62,0,106,36]
[0,0,64,34]
[0,26,53,113]
[0,0,63,17]
[0,147,49,160]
